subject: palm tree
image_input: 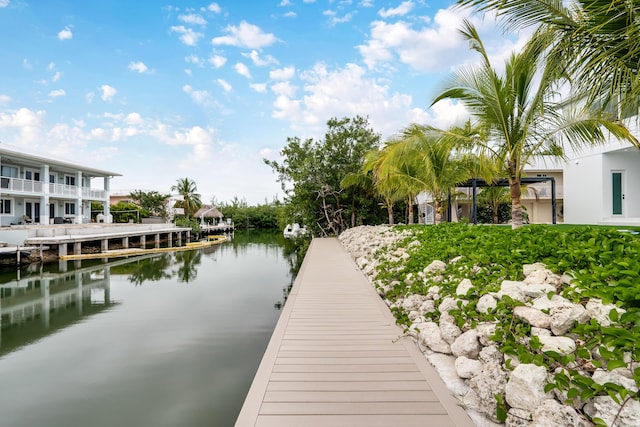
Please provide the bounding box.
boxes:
[457,0,640,118]
[387,124,477,224]
[431,21,637,228]
[171,177,202,219]
[342,146,405,225]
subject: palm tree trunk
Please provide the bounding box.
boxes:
[386,202,394,225]
[510,178,523,229]
[407,196,414,224]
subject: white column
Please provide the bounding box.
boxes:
[75,171,83,223]
[103,176,111,222]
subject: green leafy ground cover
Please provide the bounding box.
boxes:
[374,223,640,424]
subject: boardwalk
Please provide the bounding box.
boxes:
[235,238,474,427]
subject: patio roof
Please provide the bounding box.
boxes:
[453,176,557,224]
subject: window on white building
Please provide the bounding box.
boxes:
[65,203,76,215]
[0,199,12,214]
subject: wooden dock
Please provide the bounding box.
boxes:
[235,238,474,427]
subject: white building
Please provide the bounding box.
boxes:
[0,145,120,226]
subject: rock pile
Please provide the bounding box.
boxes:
[339,225,640,427]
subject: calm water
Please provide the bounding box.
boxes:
[0,231,297,427]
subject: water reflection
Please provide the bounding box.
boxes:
[0,259,119,357]
[0,230,300,427]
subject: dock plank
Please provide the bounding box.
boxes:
[234,238,474,427]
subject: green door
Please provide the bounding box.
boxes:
[612,172,623,215]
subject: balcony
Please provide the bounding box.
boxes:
[0,177,107,200]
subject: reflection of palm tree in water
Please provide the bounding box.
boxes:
[127,254,173,285]
[174,250,202,283]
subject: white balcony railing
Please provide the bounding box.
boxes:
[1,177,106,200]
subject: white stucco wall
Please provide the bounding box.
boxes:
[604,150,640,218]
[563,152,604,224]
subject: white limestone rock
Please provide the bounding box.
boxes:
[584,395,640,427]
[424,260,447,274]
[514,306,552,329]
[439,313,462,345]
[538,335,576,355]
[523,263,547,277]
[522,283,556,298]
[455,356,483,379]
[592,369,638,393]
[585,298,626,327]
[438,296,459,314]
[468,360,508,422]
[506,407,533,426]
[531,294,574,312]
[530,399,591,427]
[505,364,552,412]
[476,322,498,346]
[550,303,588,336]
[530,327,551,337]
[456,278,474,296]
[426,353,470,399]
[451,329,481,359]
[418,322,452,354]
[418,299,436,315]
[479,345,504,365]
[496,280,527,302]
[477,294,498,314]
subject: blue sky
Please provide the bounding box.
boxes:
[0,0,524,204]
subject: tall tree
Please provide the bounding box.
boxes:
[265,116,382,236]
[457,0,640,118]
[129,190,170,218]
[171,177,202,219]
[432,22,637,228]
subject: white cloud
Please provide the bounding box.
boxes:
[217,79,232,92]
[205,3,221,13]
[179,13,207,26]
[212,21,277,49]
[209,54,227,68]
[242,50,278,66]
[270,66,295,81]
[128,61,150,73]
[85,92,95,104]
[0,107,44,128]
[284,11,296,18]
[48,89,66,98]
[22,59,32,69]
[0,94,11,104]
[48,62,55,71]
[250,83,267,93]
[270,81,297,98]
[51,71,62,82]
[358,7,515,73]
[100,84,117,102]
[185,54,205,67]
[360,0,373,6]
[279,0,292,5]
[272,62,429,138]
[323,10,353,26]
[379,1,414,18]
[0,1,9,8]
[58,26,73,40]
[183,84,214,106]
[0,107,46,145]
[170,25,203,46]
[125,112,144,125]
[234,62,252,79]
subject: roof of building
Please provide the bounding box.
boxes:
[194,205,223,218]
[0,144,121,177]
